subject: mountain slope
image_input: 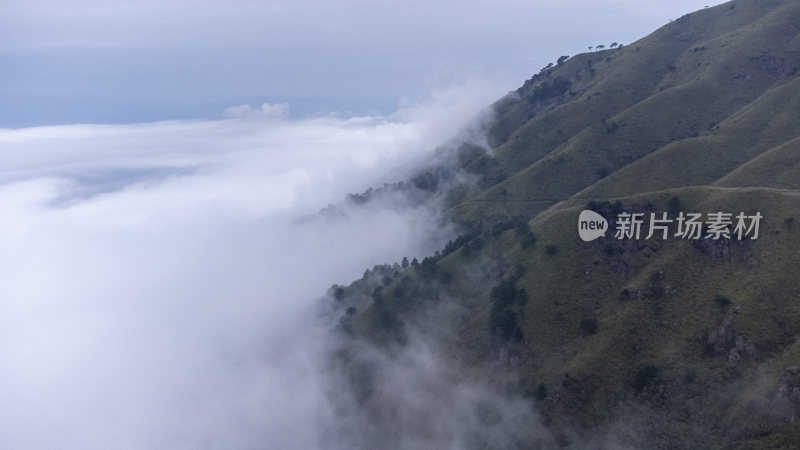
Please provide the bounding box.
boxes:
[327,0,800,448]
[450,0,800,224]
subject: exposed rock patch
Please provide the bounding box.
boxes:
[750,55,788,75]
[706,306,755,363]
[693,237,731,258]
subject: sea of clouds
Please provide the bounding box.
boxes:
[0,81,501,449]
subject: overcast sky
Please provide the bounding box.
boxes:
[2,0,722,127]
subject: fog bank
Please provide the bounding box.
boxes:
[0,83,498,449]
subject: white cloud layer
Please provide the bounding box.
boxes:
[0,83,497,449]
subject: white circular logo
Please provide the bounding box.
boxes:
[578,210,608,242]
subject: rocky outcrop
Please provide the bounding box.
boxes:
[706,306,755,362]
[727,335,756,363]
[750,55,788,75]
[693,237,731,258]
[770,366,800,422]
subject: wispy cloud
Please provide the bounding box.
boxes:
[222,102,290,119]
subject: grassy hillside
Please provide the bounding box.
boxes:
[449,0,800,224]
[327,0,800,447]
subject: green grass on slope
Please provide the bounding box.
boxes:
[336,185,800,447]
[333,0,800,447]
[450,0,800,227]
[716,136,800,189]
[506,187,800,446]
[580,74,800,198]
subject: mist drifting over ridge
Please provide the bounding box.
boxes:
[0,81,501,449]
[10,0,800,446]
